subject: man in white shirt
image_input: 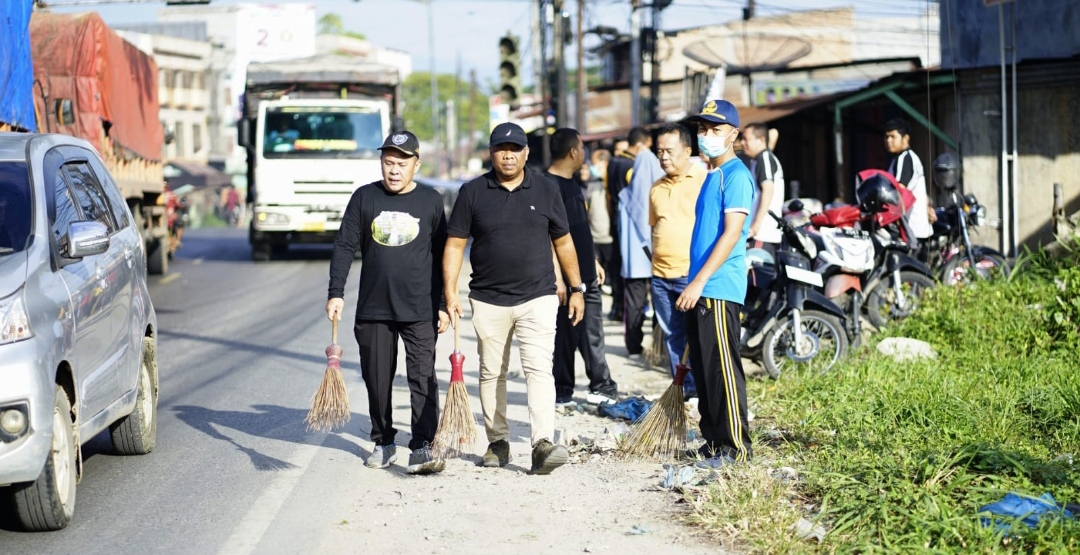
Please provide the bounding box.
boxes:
[884,118,934,241]
[739,123,785,255]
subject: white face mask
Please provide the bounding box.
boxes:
[698,129,736,159]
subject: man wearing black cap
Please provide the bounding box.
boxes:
[327,130,451,475]
[443,122,586,475]
[677,99,756,468]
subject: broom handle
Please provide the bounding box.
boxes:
[681,344,690,366]
[454,318,460,352]
[332,317,338,344]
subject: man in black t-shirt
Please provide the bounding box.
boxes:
[605,143,635,321]
[443,122,585,475]
[546,128,619,407]
[327,130,450,475]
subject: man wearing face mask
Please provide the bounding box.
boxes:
[677,100,755,469]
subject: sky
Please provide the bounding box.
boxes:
[45,0,938,87]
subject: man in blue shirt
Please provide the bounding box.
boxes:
[677,99,755,467]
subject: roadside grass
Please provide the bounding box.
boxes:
[689,241,1080,553]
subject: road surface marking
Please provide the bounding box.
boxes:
[159,273,181,285]
[216,437,324,555]
[193,258,204,265]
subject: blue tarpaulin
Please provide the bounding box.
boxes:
[1,1,36,131]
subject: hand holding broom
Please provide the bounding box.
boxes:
[305,315,351,432]
[430,320,478,459]
[619,347,692,461]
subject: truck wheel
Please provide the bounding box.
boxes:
[109,338,158,455]
[147,238,168,275]
[12,386,78,531]
[252,241,271,262]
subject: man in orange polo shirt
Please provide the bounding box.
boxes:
[649,123,706,397]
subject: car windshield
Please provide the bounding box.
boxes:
[0,161,32,255]
[262,105,384,160]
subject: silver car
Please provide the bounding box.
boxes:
[0,133,159,531]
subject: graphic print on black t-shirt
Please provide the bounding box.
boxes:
[371,211,420,246]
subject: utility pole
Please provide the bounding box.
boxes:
[649,4,662,124]
[450,52,461,179]
[468,68,477,165]
[576,0,586,131]
[426,0,439,177]
[532,0,545,119]
[630,0,642,127]
[553,0,567,128]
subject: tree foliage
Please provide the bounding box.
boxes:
[317,13,365,40]
[402,72,491,144]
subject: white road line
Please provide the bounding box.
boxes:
[216,438,324,555]
[159,273,181,285]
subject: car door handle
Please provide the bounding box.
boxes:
[124,249,134,267]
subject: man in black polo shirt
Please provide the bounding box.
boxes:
[547,128,619,406]
[443,122,586,475]
[326,130,450,475]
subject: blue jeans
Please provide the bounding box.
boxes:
[651,276,696,393]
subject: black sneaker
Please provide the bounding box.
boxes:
[407,444,446,475]
[480,440,511,468]
[682,444,714,461]
[530,439,569,475]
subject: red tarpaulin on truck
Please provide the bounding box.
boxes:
[30,12,163,162]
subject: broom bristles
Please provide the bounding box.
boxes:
[430,380,478,459]
[646,326,668,368]
[618,381,688,462]
[305,364,350,432]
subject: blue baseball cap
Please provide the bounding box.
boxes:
[686,99,740,128]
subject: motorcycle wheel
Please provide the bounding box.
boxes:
[866,271,935,328]
[762,310,849,379]
[941,252,1009,286]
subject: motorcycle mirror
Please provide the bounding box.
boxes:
[789,199,805,212]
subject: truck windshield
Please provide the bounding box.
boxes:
[0,161,32,255]
[263,106,384,159]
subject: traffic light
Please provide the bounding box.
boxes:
[498,33,521,110]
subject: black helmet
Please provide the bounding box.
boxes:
[857,174,901,213]
[933,153,960,191]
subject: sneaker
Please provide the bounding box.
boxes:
[586,389,617,405]
[365,444,397,469]
[406,444,446,475]
[682,443,716,461]
[695,455,737,470]
[480,440,512,468]
[627,353,643,362]
[530,439,569,475]
[555,396,577,409]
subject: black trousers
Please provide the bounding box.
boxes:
[355,320,439,450]
[685,298,752,461]
[554,280,616,398]
[623,277,650,355]
[610,241,625,317]
[595,243,615,287]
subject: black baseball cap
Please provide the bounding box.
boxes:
[378,130,420,157]
[490,122,528,148]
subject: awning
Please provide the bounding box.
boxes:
[164,160,232,190]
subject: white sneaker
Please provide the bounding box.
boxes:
[586,390,617,405]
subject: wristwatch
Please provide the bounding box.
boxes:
[570,283,587,295]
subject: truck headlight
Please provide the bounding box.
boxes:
[256,212,290,225]
[0,288,33,346]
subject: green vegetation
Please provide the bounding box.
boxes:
[692,241,1080,553]
[317,13,366,41]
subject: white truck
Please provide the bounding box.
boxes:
[238,56,402,260]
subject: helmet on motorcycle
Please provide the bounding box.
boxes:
[932,153,960,191]
[856,174,901,214]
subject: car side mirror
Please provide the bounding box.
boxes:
[238,119,251,148]
[66,221,110,258]
[54,99,75,126]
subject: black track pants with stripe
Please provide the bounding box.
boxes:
[685,298,752,461]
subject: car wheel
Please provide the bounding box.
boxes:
[110,337,158,455]
[147,238,168,275]
[12,385,78,531]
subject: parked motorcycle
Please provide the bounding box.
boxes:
[808,172,937,329]
[926,153,1010,285]
[742,211,850,379]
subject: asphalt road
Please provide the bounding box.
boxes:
[0,227,719,555]
[0,228,381,553]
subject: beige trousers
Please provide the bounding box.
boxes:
[470,295,559,447]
